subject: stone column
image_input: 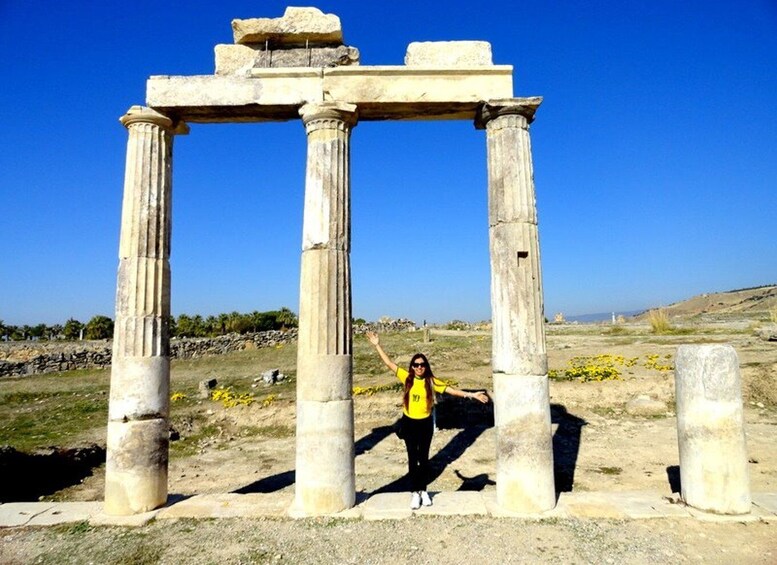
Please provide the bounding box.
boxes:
[295,102,357,515]
[476,97,555,513]
[675,344,751,514]
[105,106,188,515]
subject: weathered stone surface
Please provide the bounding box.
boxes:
[675,344,751,514]
[104,419,169,515]
[625,394,667,416]
[232,7,343,47]
[295,399,355,515]
[146,67,513,123]
[493,374,555,512]
[108,356,169,421]
[295,102,356,515]
[756,323,777,341]
[215,44,359,75]
[405,41,493,66]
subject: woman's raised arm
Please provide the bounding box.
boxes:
[366,331,398,374]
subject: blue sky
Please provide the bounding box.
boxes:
[1,1,775,325]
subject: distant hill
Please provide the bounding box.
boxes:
[633,285,777,320]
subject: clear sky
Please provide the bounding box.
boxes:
[1,1,775,325]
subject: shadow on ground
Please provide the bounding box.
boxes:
[234,397,590,498]
[0,444,105,502]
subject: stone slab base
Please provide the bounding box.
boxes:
[3,492,776,526]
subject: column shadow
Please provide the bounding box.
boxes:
[551,403,587,493]
[0,444,105,502]
[233,423,398,494]
[371,391,495,494]
[666,465,681,494]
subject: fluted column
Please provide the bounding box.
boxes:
[476,97,555,513]
[295,102,357,515]
[105,106,188,515]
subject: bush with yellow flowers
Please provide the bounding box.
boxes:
[211,386,255,408]
[550,353,673,382]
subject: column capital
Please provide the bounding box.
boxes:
[299,102,358,132]
[119,105,189,135]
[475,97,543,129]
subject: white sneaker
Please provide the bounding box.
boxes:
[420,491,432,507]
[410,491,421,510]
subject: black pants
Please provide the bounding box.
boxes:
[402,414,434,492]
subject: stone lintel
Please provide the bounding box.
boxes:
[232,7,343,47]
[475,97,543,129]
[146,66,513,123]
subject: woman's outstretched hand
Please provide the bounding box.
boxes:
[366,331,379,346]
[471,391,489,404]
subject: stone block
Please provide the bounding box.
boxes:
[216,44,360,75]
[232,7,342,47]
[27,501,103,526]
[108,356,169,420]
[156,493,292,519]
[493,373,555,513]
[296,353,352,402]
[146,73,323,121]
[0,502,54,527]
[413,491,487,516]
[104,419,169,515]
[215,44,258,76]
[405,41,493,66]
[295,399,355,515]
[675,344,751,515]
[625,394,667,416]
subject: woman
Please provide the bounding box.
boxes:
[366,331,489,510]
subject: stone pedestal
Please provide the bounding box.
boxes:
[295,102,357,515]
[675,344,751,514]
[477,98,555,513]
[105,106,187,515]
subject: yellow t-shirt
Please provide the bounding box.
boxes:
[396,367,447,419]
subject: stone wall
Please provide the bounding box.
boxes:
[0,321,418,378]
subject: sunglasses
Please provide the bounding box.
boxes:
[411,362,427,368]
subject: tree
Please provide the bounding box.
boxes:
[276,307,298,329]
[84,315,114,340]
[29,323,48,339]
[63,318,84,340]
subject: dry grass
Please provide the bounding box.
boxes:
[647,308,673,334]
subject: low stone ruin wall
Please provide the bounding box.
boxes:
[0,320,418,378]
[0,330,297,378]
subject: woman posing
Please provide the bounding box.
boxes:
[366,331,489,509]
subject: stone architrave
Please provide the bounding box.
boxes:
[675,344,751,514]
[295,101,358,515]
[105,106,187,516]
[476,98,555,513]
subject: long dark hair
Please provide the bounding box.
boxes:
[403,353,435,413]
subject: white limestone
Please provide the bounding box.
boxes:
[294,102,357,515]
[478,99,555,513]
[146,66,513,122]
[493,374,555,512]
[675,344,751,514]
[106,106,186,515]
[110,10,555,517]
[104,419,169,515]
[405,41,493,66]
[232,7,343,46]
[295,399,355,514]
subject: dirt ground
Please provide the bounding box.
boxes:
[2,325,776,563]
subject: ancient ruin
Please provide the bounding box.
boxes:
[107,6,551,516]
[675,345,751,514]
